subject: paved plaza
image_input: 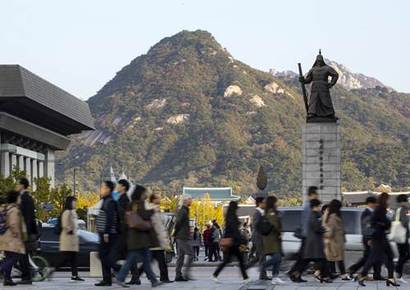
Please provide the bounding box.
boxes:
[4,267,404,290]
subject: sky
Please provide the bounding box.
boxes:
[1,0,409,100]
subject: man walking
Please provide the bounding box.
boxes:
[247,196,267,280]
[16,177,38,285]
[174,195,193,281]
[288,186,319,282]
[348,196,382,279]
[95,181,120,286]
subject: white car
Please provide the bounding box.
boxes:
[278,207,364,259]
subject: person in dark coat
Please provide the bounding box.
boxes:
[247,197,267,279]
[95,181,121,287]
[288,186,319,282]
[173,195,193,281]
[303,199,331,282]
[348,196,382,279]
[115,185,161,288]
[394,194,409,283]
[15,177,38,285]
[212,201,249,283]
[358,193,399,287]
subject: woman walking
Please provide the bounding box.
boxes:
[358,192,399,287]
[394,194,409,283]
[323,199,349,280]
[192,227,201,261]
[261,196,284,285]
[304,199,331,283]
[212,201,249,283]
[0,190,26,286]
[53,196,84,281]
[115,185,162,288]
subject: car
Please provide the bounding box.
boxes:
[38,224,99,269]
[278,207,364,258]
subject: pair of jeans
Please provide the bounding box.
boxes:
[54,251,79,277]
[0,252,20,280]
[98,233,120,283]
[213,245,248,279]
[175,239,193,279]
[261,253,281,278]
[396,242,409,277]
[134,250,170,281]
[116,248,157,283]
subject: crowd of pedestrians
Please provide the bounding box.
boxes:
[0,178,410,287]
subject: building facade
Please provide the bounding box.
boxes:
[0,65,94,187]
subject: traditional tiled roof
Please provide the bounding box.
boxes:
[183,187,240,201]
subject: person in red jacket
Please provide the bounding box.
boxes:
[203,224,212,261]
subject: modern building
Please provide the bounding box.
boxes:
[0,65,94,187]
[182,186,240,202]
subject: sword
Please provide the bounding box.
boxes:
[298,63,309,114]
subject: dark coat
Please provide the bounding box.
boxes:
[127,200,157,251]
[371,205,391,241]
[361,208,373,240]
[303,211,326,259]
[117,193,130,235]
[20,191,37,236]
[174,206,190,240]
[224,213,242,246]
[251,208,264,250]
[262,209,282,255]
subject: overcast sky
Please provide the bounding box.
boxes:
[1,0,409,99]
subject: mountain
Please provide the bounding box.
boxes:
[58,30,410,196]
[271,59,389,91]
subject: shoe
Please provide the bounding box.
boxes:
[113,278,130,288]
[321,277,333,284]
[341,274,351,281]
[386,279,400,287]
[94,281,112,286]
[259,275,270,280]
[151,281,163,288]
[274,277,286,284]
[398,277,408,284]
[242,278,251,284]
[358,275,367,287]
[160,279,173,283]
[17,280,32,285]
[71,276,85,281]
[3,280,17,286]
[125,278,141,285]
[175,276,188,282]
[212,275,220,283]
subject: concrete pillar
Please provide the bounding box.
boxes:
[25,158,32,185]
[45,150,55,187]
[0,151,10,177]
[38,161,44,178]
[11,154,17,173]
[302,122,341,203]
[18,155,25,171]
[32,159,38,191]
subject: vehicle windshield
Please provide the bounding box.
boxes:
[79,230,99,242]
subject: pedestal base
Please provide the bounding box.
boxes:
[302,122,341,203]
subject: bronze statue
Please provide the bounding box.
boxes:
[298,50,339,122]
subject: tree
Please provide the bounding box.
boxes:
[256,165,268,191]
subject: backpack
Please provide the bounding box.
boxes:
[0,206,8,235]
[257,215,274,236]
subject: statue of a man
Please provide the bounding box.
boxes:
[299,51,339,122]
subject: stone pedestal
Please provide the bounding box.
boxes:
[302,122,341,203]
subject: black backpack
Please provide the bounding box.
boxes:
[257,216,274,236]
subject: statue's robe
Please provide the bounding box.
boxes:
[304,64,339,120]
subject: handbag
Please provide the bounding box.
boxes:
[219,237,233,251]
[388,208,407,244]
[126,211,152,231]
